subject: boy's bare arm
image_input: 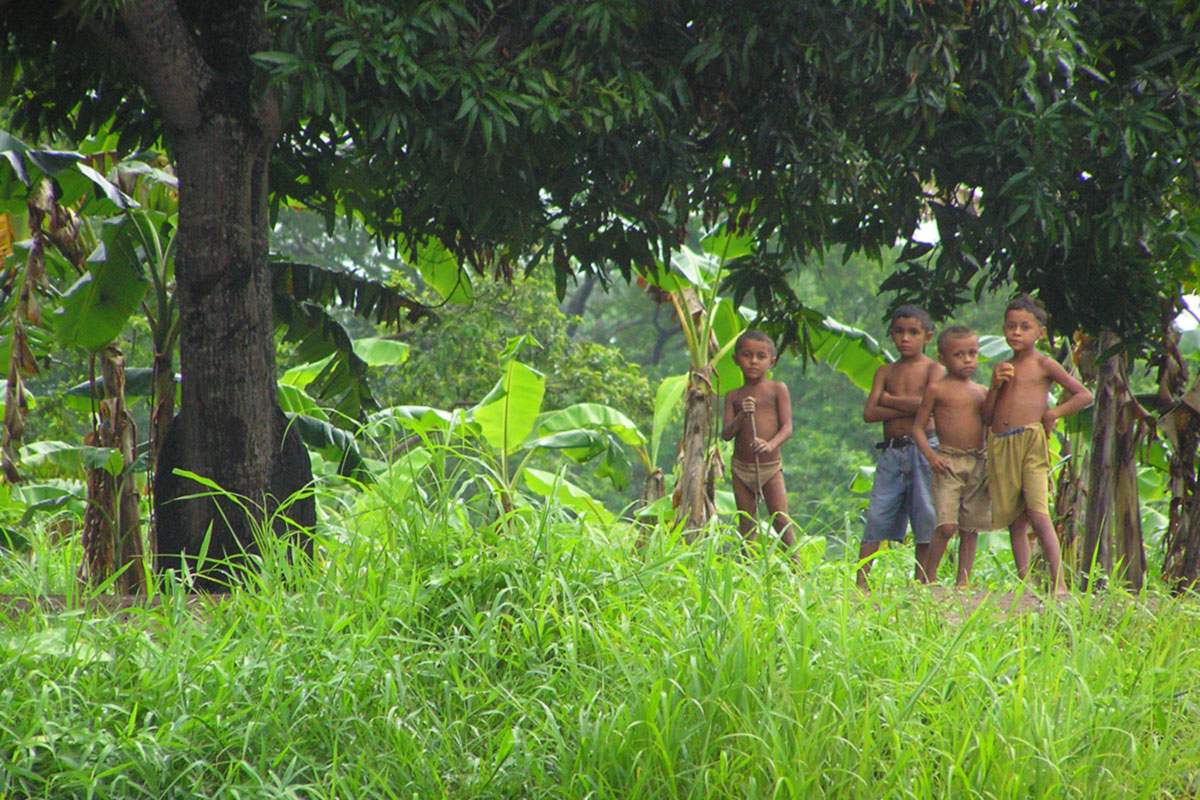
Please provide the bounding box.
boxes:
[879,362,946,412]
[982,361,1012,425]
[1041,357,1094,433]
[911,384,948,473]
[864,366,908,422]
[721,392,745,441]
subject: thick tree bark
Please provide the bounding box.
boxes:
[153,114,314,589]
[118,0,314,587]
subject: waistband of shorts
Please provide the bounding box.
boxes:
[876,431,935,450]
[936,444,985,457]
[991,426,1028,439]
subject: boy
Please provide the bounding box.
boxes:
[858,305,945,590]
[911,325,991,587]
[721,329,796,554]
[983,294,1093,596]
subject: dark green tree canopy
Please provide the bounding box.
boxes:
[5,1,1199,348]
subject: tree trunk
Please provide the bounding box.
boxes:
[673,368,718,541]
[1082,332,1118,590]
[1053,433,1087,582]
[1113,383,1147,590]
[122,1,314,589]
[79,345,147,594]
[1162,371,1200,593]
[153,115,314,590]
[1083,331,1148,592]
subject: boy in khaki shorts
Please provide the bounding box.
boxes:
[983,295,1093,596]
[912,325,991,587]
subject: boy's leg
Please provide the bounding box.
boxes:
[909,444,938,583]
[761,471,797,551]
[956,530,978,587]
[860,448,906,590]
[1008,513,1031,578]
[857,541,881,589]
[1026,510,1066,595]
[921,524,956,585]
[731,476,759,541]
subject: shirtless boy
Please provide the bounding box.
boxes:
[912,325,991,587]
[721,329,796,553]
[858,305,945,589]
[983,295,1093,596]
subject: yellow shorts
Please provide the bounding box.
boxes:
[930,446,991,532]
[987,426,1051,529]
[730,457,782,492]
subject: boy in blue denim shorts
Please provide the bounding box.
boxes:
[857,305,944,591]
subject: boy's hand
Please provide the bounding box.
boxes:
[1041,409,1059,436]
[991,361,1014,388]
[752,438,774,455]
[740,397,757,415]
[927,452,950,474]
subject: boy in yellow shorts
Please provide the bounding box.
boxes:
[983,295,1093,596]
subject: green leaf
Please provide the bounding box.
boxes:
[54,236,150,352]
[977,335,1012,362]
[64,368,176,411]
[700,224,756,262]
[411,237,473,304]
[849,465,875,494]
[521,467,613,525]
[808,315,890,392]
[471,361,546,453]
[285,413,369,480]
[76,163,136,215]
[352,337,409,366]
[19,441,124,477]
[534,403,645,446]
[278,383,330,421]
[710,298,748,392]
[651,374,688,465]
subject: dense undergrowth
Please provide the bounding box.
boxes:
[2,473,1199,799]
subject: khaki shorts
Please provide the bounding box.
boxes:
[987,426,1051,529]
[730,457,783,492]
[931,446,991,532]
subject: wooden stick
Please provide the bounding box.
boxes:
[749,410,763,508]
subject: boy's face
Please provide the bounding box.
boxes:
[734,338,776,381]
[939,334,979,379]
[889,316,933,358]
[1003,309,1044,352]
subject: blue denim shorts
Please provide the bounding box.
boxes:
[862,437,936,545]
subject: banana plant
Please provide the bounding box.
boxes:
[358,336,647,527]
[639,226,896,539]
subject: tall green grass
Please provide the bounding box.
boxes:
[2,470,1199,798]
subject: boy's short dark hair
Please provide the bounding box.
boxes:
[1005,293,1048,326]
[937,324,976,353]
[736,328,776,355]
[890,304,933,333]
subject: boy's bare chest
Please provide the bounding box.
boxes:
[937,383,984,416]
[885,362,930,395]
[1010,360,1051,393]
[740,384,780,413]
